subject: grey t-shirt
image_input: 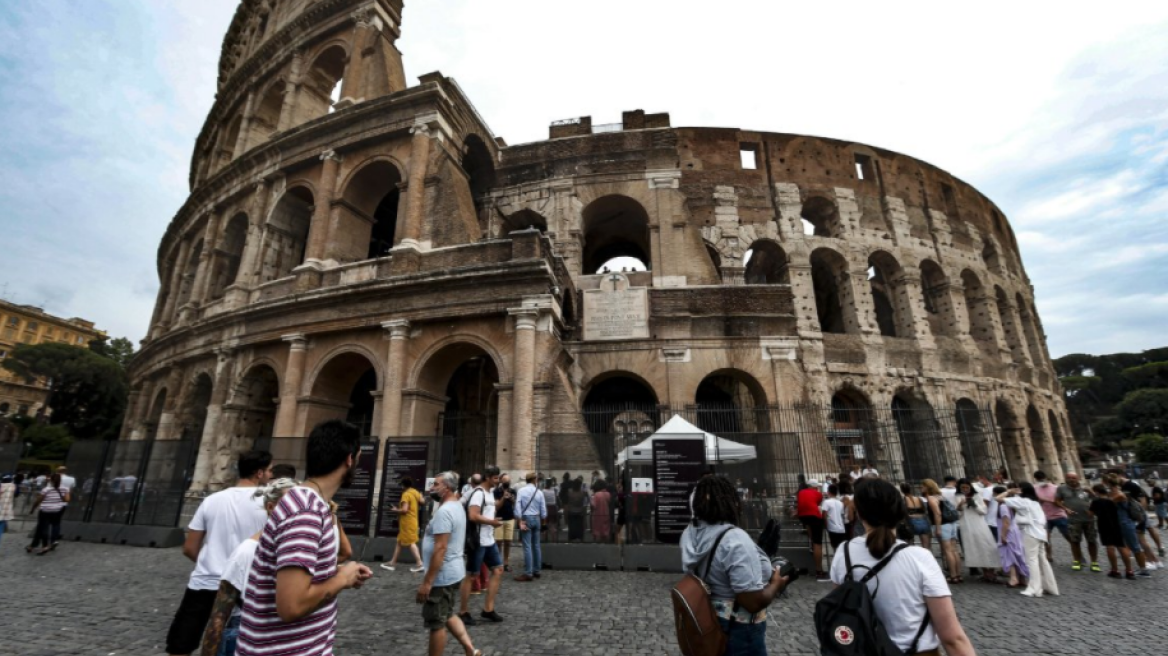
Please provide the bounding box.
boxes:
[1057,485,1092,524]
[680,522,770,601]
[422,500,467,587]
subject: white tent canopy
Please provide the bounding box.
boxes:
[616,415,758,466]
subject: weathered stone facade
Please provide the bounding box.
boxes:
[126,0,1077,490]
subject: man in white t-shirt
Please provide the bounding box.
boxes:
[164,450,273,656]
[459,465,504,626]
[976,475,1000,540]
[821,484,848,551]
[56,466,76,493]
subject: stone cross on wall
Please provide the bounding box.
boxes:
[602,273,629,292]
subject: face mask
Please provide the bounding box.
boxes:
[430,490,444,502]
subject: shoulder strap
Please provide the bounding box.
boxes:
[464,487,484,509]
[907,608,932,654]
[700,526,738,580]
[859,542,909,583]
[520,485,540,514]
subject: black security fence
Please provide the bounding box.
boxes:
[59,438,199,526]
[0,442,21,476]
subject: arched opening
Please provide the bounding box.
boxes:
[416,343,500,474]
[501,209,548,235]
[175,239,204,309]
[217,115,243,169]
[179,374,214,442]
[301,45,347,122]
[1048,409,1070,472]
[693,370,768,434]
[892,391,950,482]
[956,398,998,477]
[994,286,1025,363]
[867,251,905,338]
[462,135,497,225]
[801,196,841,237]
[211,214,249,299]
[991,210,1004,234]
[982,239,1002,271]
[581,374,659,436]
[744,240,789,284]
[341,160,403,260]
[247,80,285,146]
[1016,293,1044,366]
[919,259,955,337]
[705,242,723,282]
[810,248,852,334]
[960,269,995,344]
[234,365,279,441]
[0,402,9,415]
[1027,404,1055,472]
[308,352,379,436]
[582,195,652,274]
[995,399,1025,479]
[829,389,875,472]
[145,387,168,441]
[262,186,314,282]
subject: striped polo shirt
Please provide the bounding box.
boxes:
[236,486,339,656]
[39,486,68,513]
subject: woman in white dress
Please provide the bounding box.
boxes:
[997,482,1059,598]
[957,478,1000,583]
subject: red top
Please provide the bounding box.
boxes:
[797,487,824,518]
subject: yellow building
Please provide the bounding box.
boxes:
[0,299,106,418]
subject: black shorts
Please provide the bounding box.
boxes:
[828,531,848,550]
[800,516,825,545]
[165,587,218,654]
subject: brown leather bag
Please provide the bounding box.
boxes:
[671,527,735,656]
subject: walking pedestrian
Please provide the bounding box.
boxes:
[821,484,847,553]
[1115,471,1164,564]
[235,421,373,656]
[1058,472,1100,572]
[492,474,516,572]
[796,479,826,580]
[1104,474,1153,577]
[830,478,977,656]
[957,479,999,582]
[459,466,505,626]
[997,482,1059,597]
[417,471,481,656]
[903,482,931,549]
[26,472,69,555]
[1033,471,1070,562]
[514,471,547,582]
[995,485,1029,587]
[681,475,789,656]
[0,474,15,548]
[165,451,273,656]
[925,478,963,583]
[384,477,425,573]
[1091,483,1137,579]
[590,479,611,543]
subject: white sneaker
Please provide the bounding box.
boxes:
[380,564,396,572]
[410,566,425,573]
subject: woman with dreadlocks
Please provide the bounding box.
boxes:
[680,475,788,656]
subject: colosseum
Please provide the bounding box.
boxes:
[122,0,1077,496]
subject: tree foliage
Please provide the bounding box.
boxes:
[1,342,128,440]
[89,336,136,370]
[1055,347,1168,445]
[1116,389,1168,434]
[22,423,73,461]
[1133,433,1168,464]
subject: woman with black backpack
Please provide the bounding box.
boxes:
[827,478,976,656]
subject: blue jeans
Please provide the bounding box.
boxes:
[717,618,768,656]
[521,514,542,575]
[217,614,240,656]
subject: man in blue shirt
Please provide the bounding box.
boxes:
[514,471,548,581]
[417,471,480,656]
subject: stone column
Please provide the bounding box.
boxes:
[160,239,192,327]
[378,319,411,438]
[273,334,308,436]
[232,181,271,292]
[303,150,342,263]
[892,267,935,348]
[232,91,257,158]
[155,366,186,441]
[398,123,433,248]
[129,378,158,441]
[338,10,378,106]
[119,388,142,440]
[508,307,540,470]
[191,348,235,491]
[195,210,225,304]
[276,52,304,132]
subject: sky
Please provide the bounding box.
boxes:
[0,1,1165,358]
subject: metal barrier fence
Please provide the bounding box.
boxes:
[0,442,21,475]
[59,438,198,526]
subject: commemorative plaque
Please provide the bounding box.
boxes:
[583,273,649,341]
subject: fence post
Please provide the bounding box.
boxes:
[126,439,156,526]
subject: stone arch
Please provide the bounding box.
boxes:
[217,114,243,169]
[955,398,1000,477]
[262,185,314,282]
[463,134,497,223]
[582,195,652,274]
[960,269,995,343]
[995,398,1026,479]
[581,371,661,436]
[994,286,1025,363]
[175,237,204,309]
[306,347,382,436]
[145,386,169,440]
[299,43,348,123]
[705,241,723,281]
[829,386,876,473]
[1048,408,1072,473]
[178,373,214,442]
[229,362,280,442]
[246,78,286,147]
[211,212,250,299]
[413,341,503,471]
[744,239,789,285]
[339,157,404,259]
[801,195,841,237]
[982,237,1003,272]
[892,389,956,482]
[919,259,956,337]
[1026,403,1056,475]
[809,247,856,334]
[500,209,548,235]
[1016,293,1044,366]
[693,369,769,433]
[866,250,909,338]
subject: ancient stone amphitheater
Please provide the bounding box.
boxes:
[124,0,1076,493]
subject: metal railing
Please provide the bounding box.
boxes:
[591,122,623,134]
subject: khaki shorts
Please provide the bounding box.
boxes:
[422,584,458,630]
[494,518,515,542]
[1068,520,1097,544]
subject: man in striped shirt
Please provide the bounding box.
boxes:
[236,420,373,656]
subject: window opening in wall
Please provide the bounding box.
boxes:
[597,257,647,274]
[740,143,758,170]
[941,183,958,216]
[329,80,342,113]
[801,196,839,238]
[810,248,850,334]
[802,219,817,236]
[582,195,652,275]
[744,240,790,285]
[854,154,874,181]
[991,211,1003,233]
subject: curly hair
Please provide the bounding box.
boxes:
[691,475,741,526]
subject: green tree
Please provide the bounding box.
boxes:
[1116,388,1168,435]
[1133,433,1168,463]
[89,336,136,369]
[21,423,73,461]
[1,342,128,440]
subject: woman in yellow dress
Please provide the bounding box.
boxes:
[384,477,425,572]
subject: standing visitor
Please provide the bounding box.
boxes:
[861,462,879,478]
[903,483,931,549]
[849,464,862,481]
[1033,471,1070,562]
[235,421,373,656]
[821,484,847,553]
[590,479,611,543]
[957,479,999,583]
[924,478,963,583]
[459,466,505,626]
[995,485,1029,587]
[976,474,1000,540]
[164,450,273,656]
[514,471,547,582]
[384,477,425,573]
[0,474,15,548]
[1091,482,1137,579]
[796,479,826,580]
[681,476,789,656]
[417,472,481,656]
[997,483,1059,597]
[829,478,977,656]
[1152,481,1167,532]
[199,478,298,656]
[542,479,559,543]
[26,472,69,555]
[1105,474,1153,577]
[565,479,586,542]
[492,474,516,572]
[1058,472,1100,572]
[1115,471,1164,564]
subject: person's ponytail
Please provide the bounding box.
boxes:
[866,525,897,558]
[853,478,907,558]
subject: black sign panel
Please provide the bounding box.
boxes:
[334,441,379,534]
[653,438,706,544]
[376,441,430,537]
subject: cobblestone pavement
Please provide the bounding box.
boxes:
[1,532,1165,656]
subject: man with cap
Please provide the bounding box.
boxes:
[795,479,826,580]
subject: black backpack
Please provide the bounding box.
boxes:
[813,542,929,656]
[464,488,485,556]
